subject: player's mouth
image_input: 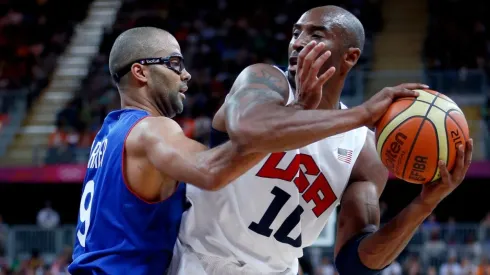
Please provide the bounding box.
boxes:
[289,56,298,72]
[179,86,188,99]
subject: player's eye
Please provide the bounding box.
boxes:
[292,30,300,38]
[169,57,181,66]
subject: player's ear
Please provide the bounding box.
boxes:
[343,47,361,70]
[131,63,148,83]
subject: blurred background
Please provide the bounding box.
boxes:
[0,0,488,274]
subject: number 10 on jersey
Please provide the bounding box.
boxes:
[248,152,337,247]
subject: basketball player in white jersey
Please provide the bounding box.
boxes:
[169,6,473,275]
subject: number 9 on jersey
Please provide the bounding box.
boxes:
[77,180,95,247]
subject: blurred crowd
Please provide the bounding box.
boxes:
[424,0,490,72]
[0,207,489,274]
[0,0,92,115]
[49,0,383,163]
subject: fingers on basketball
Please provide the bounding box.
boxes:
[375,89,470,184]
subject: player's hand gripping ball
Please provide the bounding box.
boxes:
[374,89,470,184]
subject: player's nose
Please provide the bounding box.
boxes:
[181,69,191,82]
[292,38,306,53]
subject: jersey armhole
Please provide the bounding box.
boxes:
[271,65,295,106]
[338,126,370,201]
[121,115,180,205]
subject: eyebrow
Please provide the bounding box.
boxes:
[293,23,328,32]
[168,52,183,58]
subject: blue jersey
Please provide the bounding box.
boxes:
[69,109,186,275]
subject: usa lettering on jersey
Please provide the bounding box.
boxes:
[257,152,337,217]
[248,152,337,248]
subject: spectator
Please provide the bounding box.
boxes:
[50,246,72,275]
[36,201,60,230]
[428,266,438,275]
[477,257,490,275]
[423,230,447,265]
[461,257,478,274]
[440,253,462,275]
[480,212,490,254]
[462,233,482,261]
[381,261,402,275]
[316,256,335,275]
[19,249,44,275]
[443,216,457,241]
[423,214,441,234]
[403,254,422,275]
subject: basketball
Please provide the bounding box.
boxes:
[374,89,470,184]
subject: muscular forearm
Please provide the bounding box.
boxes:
[194,141,266,190]
[229,104,369,154]
[358,195,434,269]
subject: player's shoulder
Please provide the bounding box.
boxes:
[125,116,182,153]
[232,63,291,96]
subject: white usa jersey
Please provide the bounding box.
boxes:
[173,67,369,274]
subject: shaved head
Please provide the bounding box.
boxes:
[109,27,180,81]
[288,5,366,109]
[108,27,190,117]
[304,5,365,52]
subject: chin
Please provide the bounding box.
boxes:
[173,102,184,115]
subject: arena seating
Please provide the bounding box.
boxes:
[423,0,490,161]
[0,0,93,112]
[50,0,382,164]
[424,0,490,72]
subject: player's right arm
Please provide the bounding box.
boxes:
[129,117,264,191]
[217,41,424,154]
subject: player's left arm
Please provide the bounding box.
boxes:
[333,131,473,274]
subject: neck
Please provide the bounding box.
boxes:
[119,89,169,117]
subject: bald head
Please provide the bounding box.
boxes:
[109,27,179,81]
[304,5,365,52]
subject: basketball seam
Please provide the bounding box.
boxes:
[425,119,440,182]
[380,115,426,177]
[377,98,418,145]
[432,93,455,104]
[412,99,460,115]
[401,93,440,181]
[447,112,469,141]
[448,115,467,160]
[444,111,450,179]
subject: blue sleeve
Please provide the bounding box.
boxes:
[334,232,387,275]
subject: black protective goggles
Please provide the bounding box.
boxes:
[112,54,185,82]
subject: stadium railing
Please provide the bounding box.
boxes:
[0,89,29,157]
[4,224,488,266]
[338,69,486,107]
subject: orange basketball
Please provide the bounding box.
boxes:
[374,89,470,184]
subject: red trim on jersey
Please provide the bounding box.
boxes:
[121,115,180,205]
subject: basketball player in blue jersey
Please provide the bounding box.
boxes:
[68,27,281,275]
[171,6,474,275]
